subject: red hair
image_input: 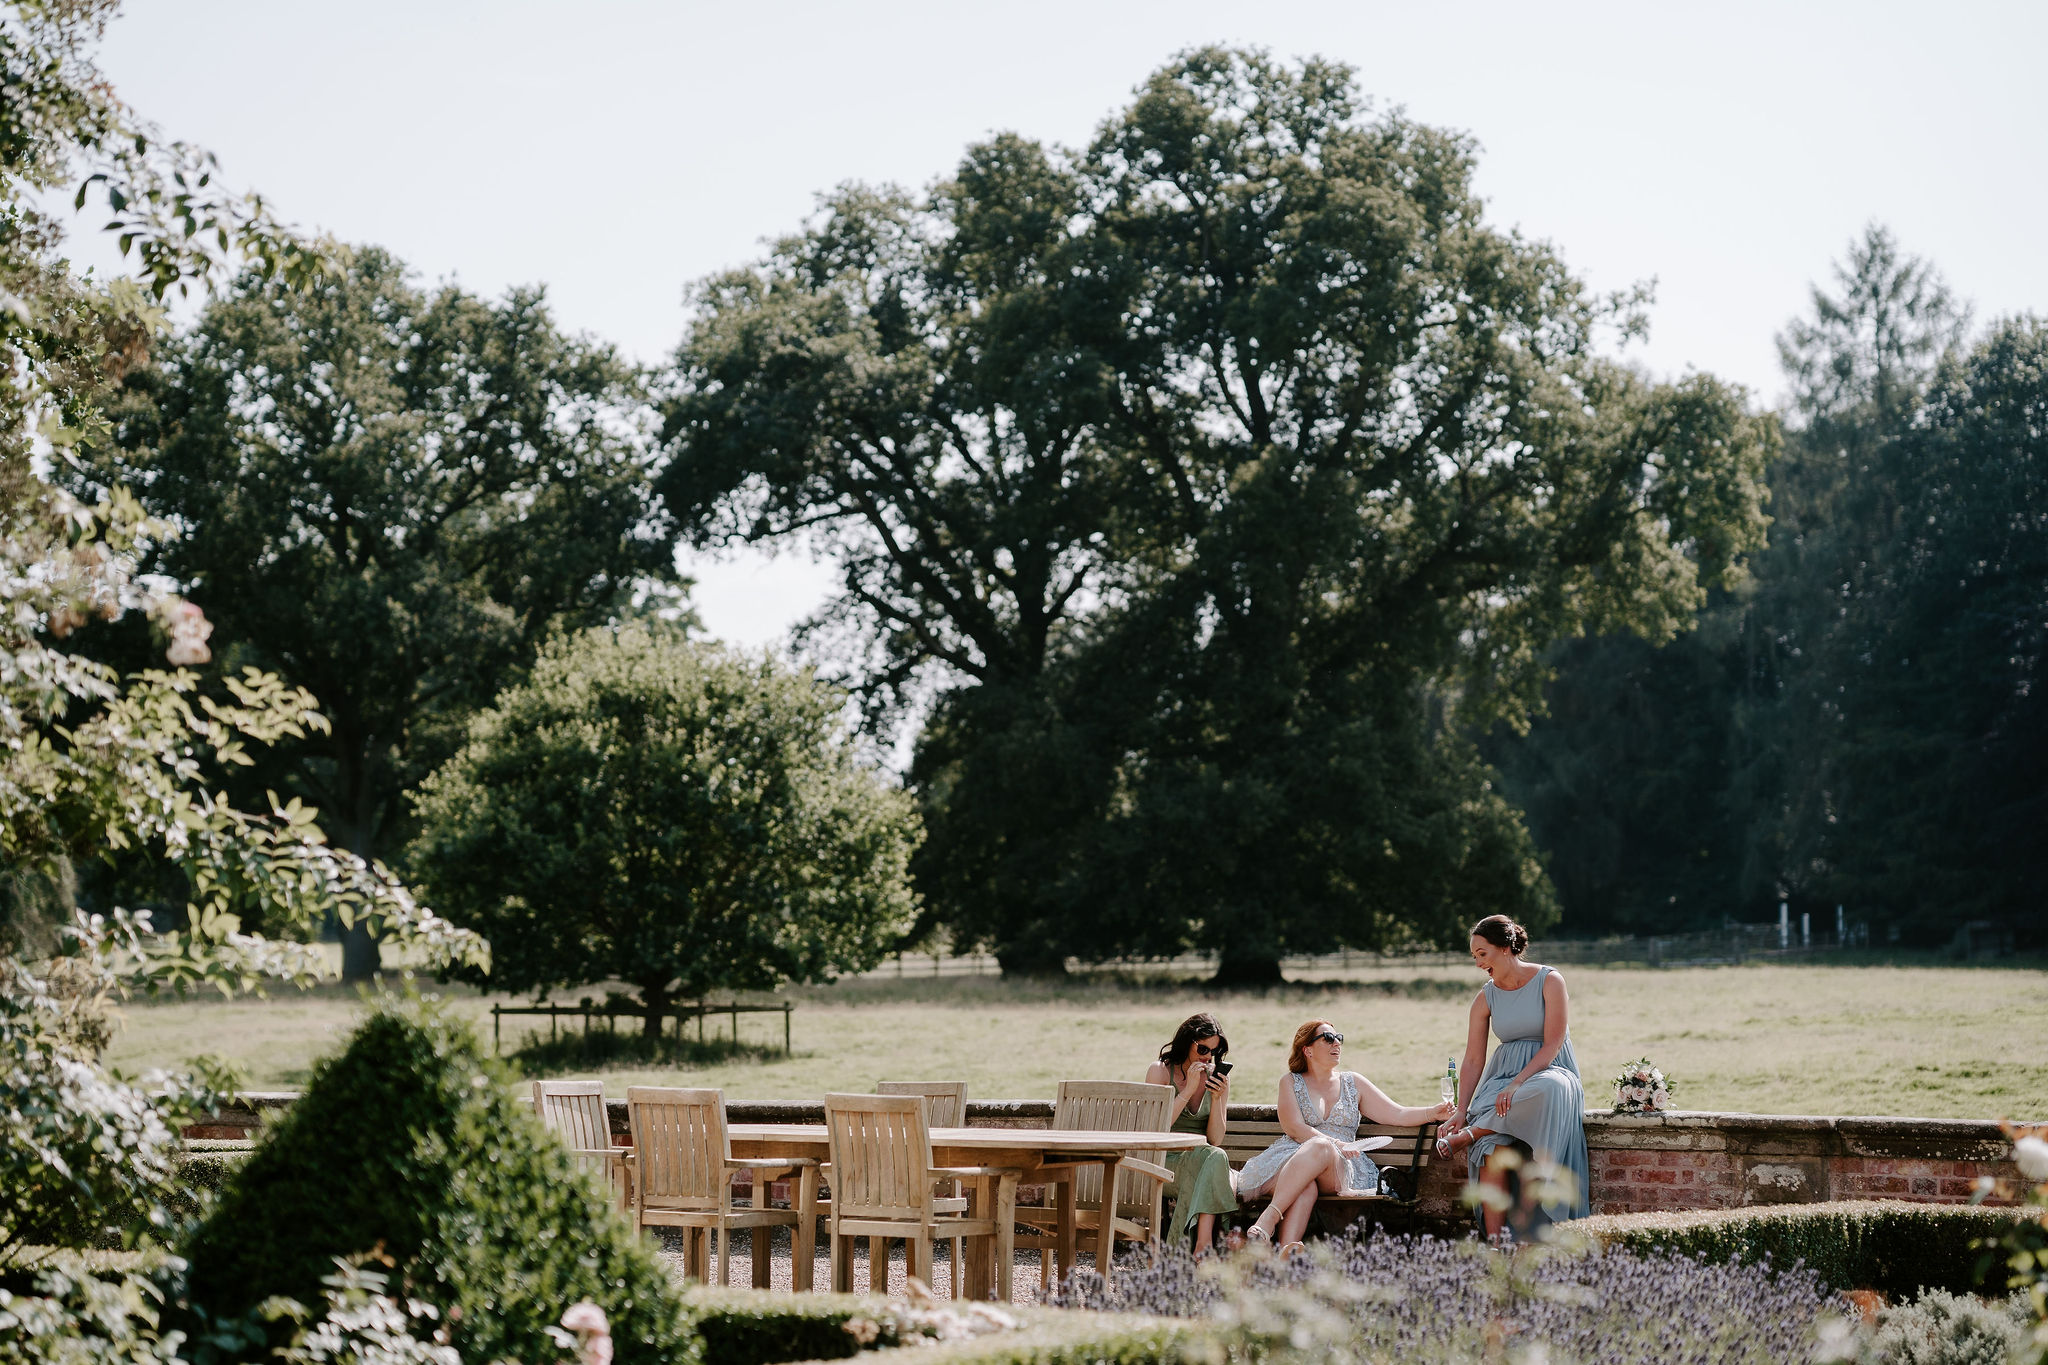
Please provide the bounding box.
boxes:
[1287,1018,1338,1074]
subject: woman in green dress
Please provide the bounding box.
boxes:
[1144,1013,1239,1254]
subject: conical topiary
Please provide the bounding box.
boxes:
[180,1000,695,1365]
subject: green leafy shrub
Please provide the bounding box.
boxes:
[180,1002,695,1365]
[679,1288,1201,1365]
[687,1288,868,1364]
[1571,1200,2027,1296]
[1867,1289,2030,1365]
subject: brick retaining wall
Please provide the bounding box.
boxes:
[185,1095,2027,1223]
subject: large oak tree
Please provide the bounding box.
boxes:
[660,50,1774,978]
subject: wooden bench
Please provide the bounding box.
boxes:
[1215,1114,1438,1238]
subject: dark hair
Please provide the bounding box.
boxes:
[1471,915,1529,955]
[1159,1013,1228,1069]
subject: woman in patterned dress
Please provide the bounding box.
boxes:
[1237,1018,1456,1248]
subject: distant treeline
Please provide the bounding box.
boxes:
[1484,230,2044,946]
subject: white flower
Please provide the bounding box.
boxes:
[2016,1135,2048,1181]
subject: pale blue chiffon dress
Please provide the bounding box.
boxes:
[1466,964,1591,1223]
[1237,1072,1380,1195]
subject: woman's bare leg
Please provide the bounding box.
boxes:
[1479,1159,1510,1237]
[1192,1213,1216,1255]
[1251,1138,1341,1239]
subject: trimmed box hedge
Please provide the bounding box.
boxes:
[1568,1199,2027,1296]
[681,1288,1207,1365]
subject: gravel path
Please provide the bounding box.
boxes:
[650,1226,1055,1303]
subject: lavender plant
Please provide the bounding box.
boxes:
[1051,1229,1839,1364]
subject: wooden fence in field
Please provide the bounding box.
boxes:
[857,921,1877,980]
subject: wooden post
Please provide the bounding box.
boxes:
[697,1003,705,1044]
[730,1003,738,1044]
[492,1005,500,1054]
[783,1001,792,1054]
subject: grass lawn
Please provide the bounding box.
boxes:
[103,961,2047,1122]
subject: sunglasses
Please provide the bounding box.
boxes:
[1312,1030,1344,1045]
[1193,1039,1221,1057]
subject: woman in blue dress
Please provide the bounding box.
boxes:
[1437,915,1591,1234]
[1237,1018,1455,1249]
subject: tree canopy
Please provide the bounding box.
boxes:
[660,49,1775,976]
[66,246,679,976]
[410,625,920,1027]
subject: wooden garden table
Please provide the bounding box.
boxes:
[727,1123,1204,1295]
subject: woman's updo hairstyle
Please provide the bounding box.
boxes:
[1471,914,1529,955]
[1159,1013,1229,1069]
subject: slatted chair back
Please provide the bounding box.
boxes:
[627,1087,733,1214]
[876,1080,968,1128]
[823,1093,936,1225]
[532,1080,611,1153]
[1054,1080,1172,1212]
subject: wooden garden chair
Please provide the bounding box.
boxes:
[626,1086,817,1288]
[876,1081,970,1281]
[1015,1080,1173,1288]
[822,1092,1019,1300]
[532,1080,630,1211]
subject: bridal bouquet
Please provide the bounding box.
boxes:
[1611,1058,1675,1114]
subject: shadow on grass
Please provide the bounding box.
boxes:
[504,1030,790,1078]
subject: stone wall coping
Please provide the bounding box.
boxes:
[184,1091,2025,1158]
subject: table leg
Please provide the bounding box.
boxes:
[963,1176,993,1300]
[793,1165,819,1292]
[1055,1171,1076,1287]
[1093,1158,1123,1270]
[751,1225,771,1289]
[995,1173,1018,1303]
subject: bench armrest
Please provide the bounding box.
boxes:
[1121,1158,1173,1183]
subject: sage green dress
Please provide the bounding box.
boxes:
[1163,1084,1238,1243]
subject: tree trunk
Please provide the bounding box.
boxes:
[1211,943,1285,987]
[640,984,672,1039]
[340,920,381,983]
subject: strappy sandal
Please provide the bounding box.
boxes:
[1434,1126,1467,1160]
[1278,1241,1307,1260]
[1244,1223,1273,1251]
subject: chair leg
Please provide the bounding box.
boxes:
[831,1231,853,1293]
[910,1232,934,1290]
[869,1235,889,1294]
[752,1225,772,1289]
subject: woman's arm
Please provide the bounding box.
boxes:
[1276,1073,1317,1143]
[1148,1060,1199,1128]
[1205,1071,1231,1147]
[1351,1073,1456,1128]
[1458,993,1490,1126]
[1496,971,1571,1114]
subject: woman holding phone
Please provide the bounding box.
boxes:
[1236,1018,1456,1249]
[1144,1013,1239,1254]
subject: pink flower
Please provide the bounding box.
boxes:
[560,1301,609,1335]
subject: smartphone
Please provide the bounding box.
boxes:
[1213,1060,1233,1076]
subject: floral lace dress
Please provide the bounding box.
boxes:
[1236,1072,1379,1195]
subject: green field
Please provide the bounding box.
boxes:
[103,962,2047,1121]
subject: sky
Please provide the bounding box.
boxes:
[80,0,2048,648]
